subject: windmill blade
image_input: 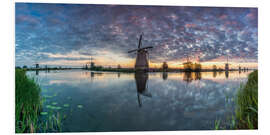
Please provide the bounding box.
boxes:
[139,46,153,50]
[138,34,143,49]
[128,49,139,53]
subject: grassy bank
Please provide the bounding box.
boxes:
[215,70,258,129]
[15,69,62,133]
[235,70,258,129]
[15,69,42,133]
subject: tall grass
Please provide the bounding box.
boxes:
[15,69,62,133]
[214,70,258,130]
[15,69,42,133]
[235,70,258,129]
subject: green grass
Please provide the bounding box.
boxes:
[235,70,258,129]
[15,69,42,133]
[15,69,62,133]
[214,70,258,130]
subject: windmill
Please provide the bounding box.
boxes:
[225,55,231,71]
[128,34,153,71]
[85,56,94,69]
[32,61,39,69]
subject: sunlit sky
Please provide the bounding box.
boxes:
[15,3,258,69]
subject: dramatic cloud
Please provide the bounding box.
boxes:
[15,3,258,67]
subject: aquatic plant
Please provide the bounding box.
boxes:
[235,70,258,129]
[77,105,83,108]
[15,69,63,133]
[214,70,258,129]
[63,104,69,107]
[15,69,42,133]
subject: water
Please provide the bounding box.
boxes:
[27,70,252,132]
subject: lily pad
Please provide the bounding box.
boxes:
[49,106,57,110]
[46,105,52,109]
[52,102,58,105]
[40,112,48,115]
[77,105,83,109]
[44,95,53,98]
[55,106,62,110]
[63,104,69,107]
[67,97,72,100]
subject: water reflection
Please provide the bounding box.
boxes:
[183,72,201,83]
[162,72,168,80]
[213,71,217,78]
[135,72,152,107]
[25,70,253,131]
[225,71,229,79]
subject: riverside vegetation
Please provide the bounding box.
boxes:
[15,69,62,133]
[215,70,258,129]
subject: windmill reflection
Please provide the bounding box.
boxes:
[225,71,229,79]
[35,70,39,75]
[213,71,217,78]
[162,72,168,80]
[183,72,202,83]
[135,72,152,107]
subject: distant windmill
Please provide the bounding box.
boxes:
[86,56,95,69]
[225,55,231,71]
[128,34,153,71]
[33,62,39,69]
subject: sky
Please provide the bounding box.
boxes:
[15,3,258,69]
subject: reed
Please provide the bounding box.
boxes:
[15,69,42,133]
[15,69,62,133]
[235,70,258,129]
[214,70,258,129]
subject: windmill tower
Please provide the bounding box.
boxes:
[128,34,153,71]
[225,55,229,71]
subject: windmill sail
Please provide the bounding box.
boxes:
[128,33,153,71]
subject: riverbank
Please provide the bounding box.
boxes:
[15,69,62,133]
[19,67,256,73]
[16,69,42,133]
[215,70,258,129]
[235,70,258,129]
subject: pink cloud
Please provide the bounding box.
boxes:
[219,15,228,20]
[185,23,196,28]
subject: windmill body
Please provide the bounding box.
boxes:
[135,50,149,70]
[128,34,153,71]
[225,56,229,71]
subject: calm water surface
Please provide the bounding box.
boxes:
[27,70,252,132]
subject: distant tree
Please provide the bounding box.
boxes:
[22,65,27,69]
[213,65,217,71]
[183,62,193,71]
[15,66,21,69]
[193,63,202,72]
[162,62,168,71]
[117,64,121,69]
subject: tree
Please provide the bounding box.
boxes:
[162,62,168,71]
[213,65,217,71]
